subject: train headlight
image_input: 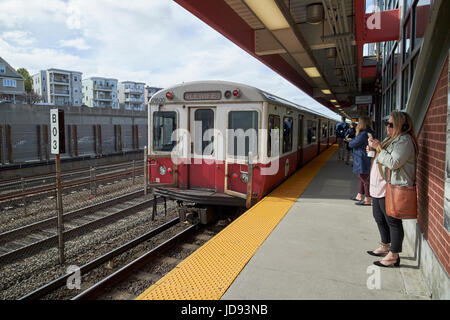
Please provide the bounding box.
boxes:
[158,165,167,175]
[240,173,248,184]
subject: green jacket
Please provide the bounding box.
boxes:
[376,134,417,186]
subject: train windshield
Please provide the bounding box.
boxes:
[153,111,177,152]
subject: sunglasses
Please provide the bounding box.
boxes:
[384,121,394,128]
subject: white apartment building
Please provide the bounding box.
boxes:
[118,81,145,111]
[32,68,82,106]
[82,77,118,109]
[144,86,162,106]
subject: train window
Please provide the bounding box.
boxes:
[194,109,214,156]
[228,111,258,158]
[153,111,177,152]
[306,120,317,145]
[283,117,293,153]
[298,115,303,149]
[268,115,280,157]
[322,123,328,139]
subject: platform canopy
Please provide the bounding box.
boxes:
[174,0,400,119]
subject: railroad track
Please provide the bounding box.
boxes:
[0,190,161,263]
[19,217,186,300]
[72,218,232,300]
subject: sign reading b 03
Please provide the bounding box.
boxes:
[50,109,66,154]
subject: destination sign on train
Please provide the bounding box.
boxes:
[184,91,221,101]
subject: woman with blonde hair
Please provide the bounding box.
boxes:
[348,116,375,205]
[367,111,418,267]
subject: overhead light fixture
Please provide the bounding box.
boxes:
[304,67,321,78]
[321,89,332,95]
[244,0,289,31]
[330,99,337,103]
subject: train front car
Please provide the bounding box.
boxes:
[147,81,336,220]
[148,81,266,211]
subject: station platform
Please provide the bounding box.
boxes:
[137,145,431,300]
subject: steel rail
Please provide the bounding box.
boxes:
[0,194,161,263]
[19,217,181,300]
[72,223,198,300]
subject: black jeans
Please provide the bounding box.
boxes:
[372,197,404,253]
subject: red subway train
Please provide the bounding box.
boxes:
[147,81,337,209]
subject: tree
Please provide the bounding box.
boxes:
[16,68,32,93]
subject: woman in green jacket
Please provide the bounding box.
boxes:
[367,111,418,267]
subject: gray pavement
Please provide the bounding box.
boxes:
[222,152,431,300]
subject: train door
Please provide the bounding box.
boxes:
[317,119,322,155]
[225,110,259,198]
[188,107,216,190]
[327,121,330,146]
[297,114,304,168]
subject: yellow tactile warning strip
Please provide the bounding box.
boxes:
[137,145,338,300]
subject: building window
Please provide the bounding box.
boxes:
[3,79,17,87]
[74,76,78,82]
[398,0,431,109]
[0,64,5,74]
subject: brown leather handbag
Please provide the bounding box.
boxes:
[385,169,417,219]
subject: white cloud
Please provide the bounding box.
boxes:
[59,38,90,50]
[0,0,339,119]
[1,31,36,46]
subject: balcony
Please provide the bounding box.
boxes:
[124,88,143,94]
[52,89,70,96]
[95,96,112,101]
[94,84,113,91]
[50,77,70,85]
[124,97,144,103]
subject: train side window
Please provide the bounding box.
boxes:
[153,111,177,152]
[322,122,328,139]
[306,120,317,145]
[283,116,293,153]
[268,114,280,157]
[228,111,258,158]
[298,115,303,149]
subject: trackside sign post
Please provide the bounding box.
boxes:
[50,109,65,264]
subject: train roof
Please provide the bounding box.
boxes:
[150,80,338,120]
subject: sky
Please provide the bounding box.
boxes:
[0,0,340,120]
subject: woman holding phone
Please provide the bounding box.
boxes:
[366,111,418,267]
